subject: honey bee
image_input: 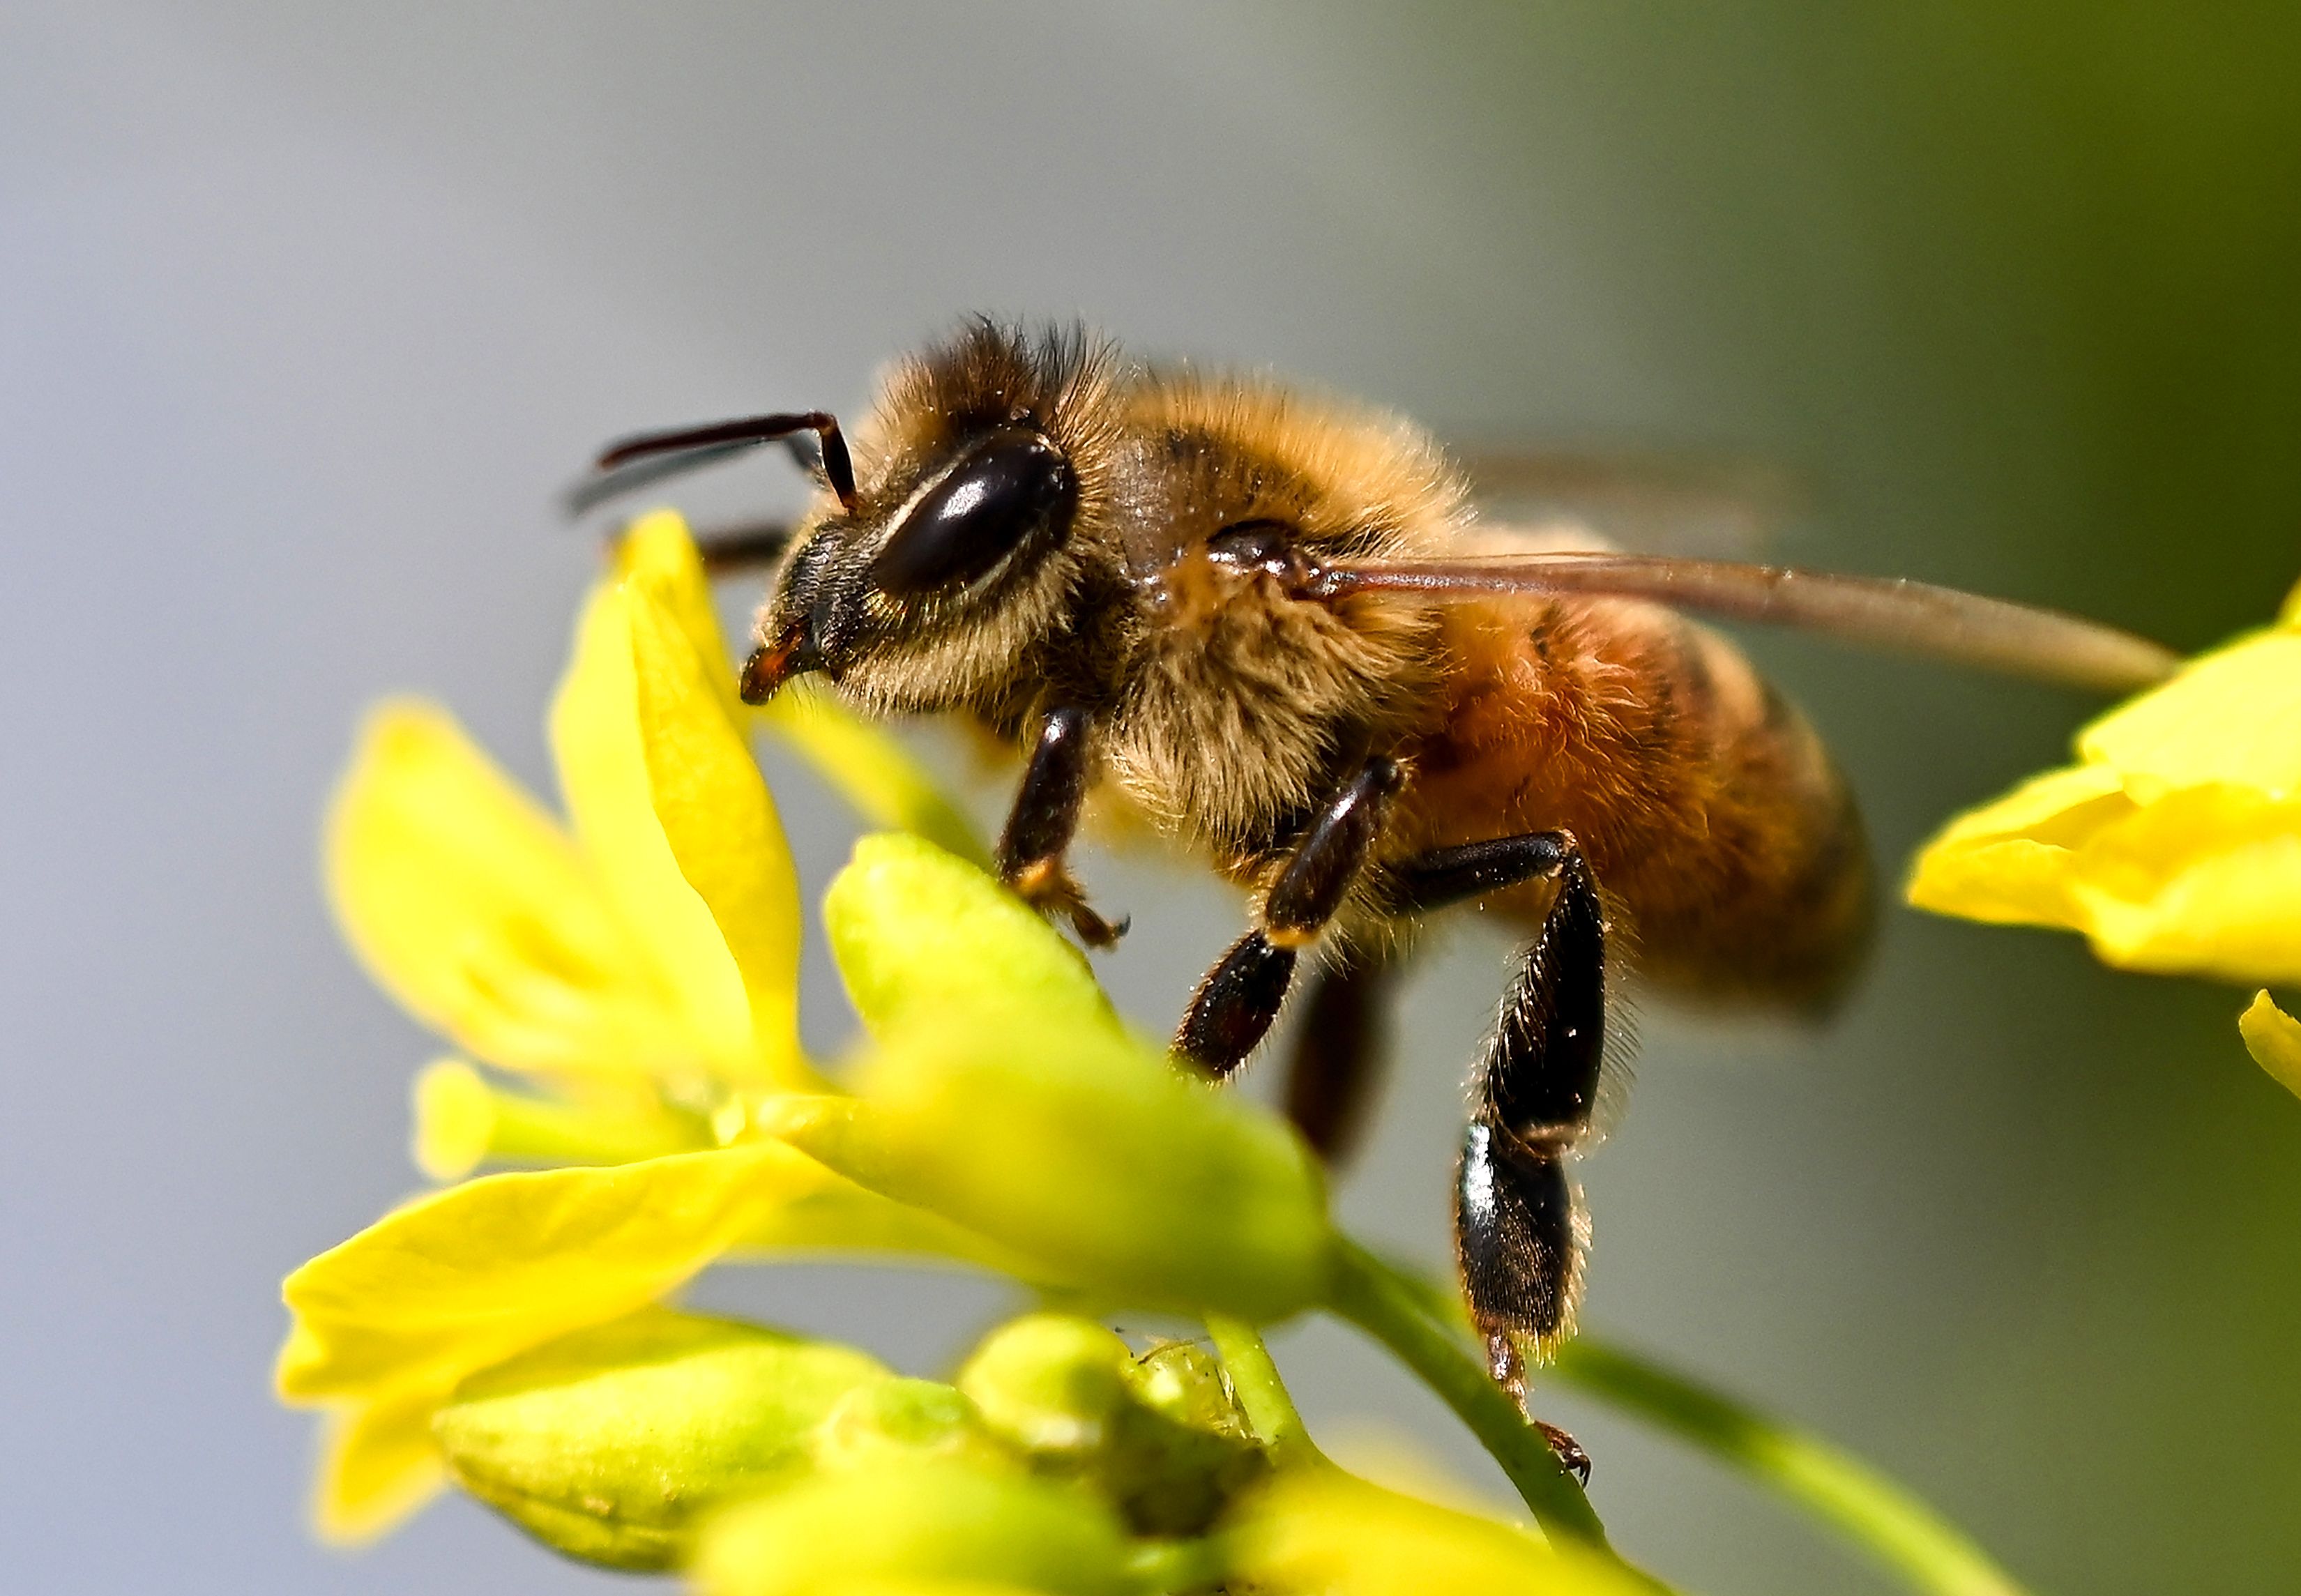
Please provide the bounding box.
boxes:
[572,321,2175,1473]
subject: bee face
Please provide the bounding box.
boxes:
[740,323,1123,717]
[741,423,1079,705]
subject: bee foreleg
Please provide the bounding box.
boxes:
[1280,948,1397,1166]
[1454,839,1605,1469]
[687,518,796,576]
[996,705,1125,948]
[1173,757,1404,1078]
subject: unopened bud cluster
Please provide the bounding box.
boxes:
[431,1305,1269,1583]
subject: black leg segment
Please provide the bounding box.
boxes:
[997,706,1123,948]
[1452,836,1608,1392]
[1173,933,1297,1081]
[1173,757,1402,1077]
[1281,948,1395,1165]
[1391,831,1570,915]
[688,518,797,576]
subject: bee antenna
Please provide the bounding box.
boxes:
[566,411,856,519]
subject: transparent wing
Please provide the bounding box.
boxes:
[1316,550,2178,694]
[1450,443,1812,558]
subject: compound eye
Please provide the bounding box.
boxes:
[872,427,1072,595]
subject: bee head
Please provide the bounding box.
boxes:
[741,323,1114,715]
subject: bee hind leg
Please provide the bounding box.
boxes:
[1281,948,1397,1166]
[1174,757,1405,1078]
[1450,837,1608,1477]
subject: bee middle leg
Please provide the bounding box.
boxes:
[997,705,1125,948]
[1281,948,1397,1166]
[1173,757,1405,1079]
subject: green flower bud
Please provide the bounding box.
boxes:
[433,1308,888,1570]
[810,1377,1015,1475]
[693,1457,1135,1596]
[957,1316,1268,1537]
[957,1314,1134,1458]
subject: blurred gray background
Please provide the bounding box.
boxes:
[6,4,2299,1591]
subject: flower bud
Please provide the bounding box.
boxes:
[957,1314,1132,1457]
[808,837,1337,1323]
[433,1308,888,1570]
[956,1315,1267,1536]
[1109,1339,1268,1535]
[809,1377,1014,1475]
[693,1457,1135,1596]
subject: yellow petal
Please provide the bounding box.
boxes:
[1904,763,2130,928]
[823,833,1115,1041]
[278,1144,812,1534]
[625,575,810,1088]
[312,1380,448,1542]
[2240,992,2301,1097]
[612,511,739,716]
[326,700,683,1077]
[759,683,992,867]
[2063,785,2301,984]
[552,578,755,1081]
[1233,1470,1643,1596]
[2078,625,2301,803]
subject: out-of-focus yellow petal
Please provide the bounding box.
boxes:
[2078,626,2301,803]
[2063,786,2301,982]
[1233,1470,1644,1596]
[2240,992,2301,1098]
[326,700,681,1077]
[626,577,810,1088]
[411,1058,710,1181]
[312,1381,448,1542]
[1904,763,2131,928]
[760,685,992,868]
[692,1458,1136,1596]
[278,1143,825,1535]
[823,834,1114,1042]
[553,577,755,1083]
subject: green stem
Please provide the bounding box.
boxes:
[1363,1252,2029,1596]
[1203,1314,1321,1466]
[1323,1240,1614,1550]
[1554,1340,2031,1596]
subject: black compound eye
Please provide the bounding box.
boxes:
[872,427,1072,595]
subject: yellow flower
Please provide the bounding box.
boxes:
[328,510,978,1178]
[283,514,1328,1544]
[1908,579,2301,986]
